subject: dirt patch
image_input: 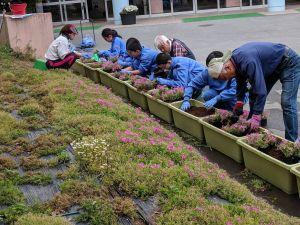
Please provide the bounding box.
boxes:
[186,106,215,118]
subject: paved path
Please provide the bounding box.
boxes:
[73,12,300,139]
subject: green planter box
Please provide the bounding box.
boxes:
[98,69,112,88]
[291,165,300,198]
[201,119,244,163]
[72,60,86,77]
[110,76,129,99]
[125,83,148,111]
[170,100,205,142]
[83,64,101,83]
[145,94,173,123]
[237,138,300,194]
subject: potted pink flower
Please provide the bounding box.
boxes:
[145,85,184,124]
[238,132,300,194]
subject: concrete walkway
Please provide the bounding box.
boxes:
[72,8,300,139]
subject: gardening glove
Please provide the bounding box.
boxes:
[233,101,244,117]
[203,96,220,109]
[120,69,132,75]
[81,53,93,59]
[180,100,191,111]
[157,78,171,86]
[98,50,109,57]
[149,72,155,81]
[248,114,261,131]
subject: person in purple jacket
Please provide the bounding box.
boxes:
[207,42,300,142]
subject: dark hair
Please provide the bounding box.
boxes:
[156,53,171,65]
[126,38,142,51]
[59,24,78,38]
[101,28,122,39]
[206,51,223,66]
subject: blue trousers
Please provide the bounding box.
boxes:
[264,48,300,141]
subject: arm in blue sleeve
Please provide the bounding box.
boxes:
[138,55,155,75]
[218,78,237,102]
[183,86,194,101]
[156,78,182,87]
[108,38,122,57]
[186,70,209,90]
[246,62,267,115]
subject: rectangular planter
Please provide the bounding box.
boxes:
[291,165,300,198]
[83,63,101,83]
[200,119,244,163]
[170,100,205,142]
[237,138,300,194]
[71,60,86,77]
[98,69,112,88]
[110,76,129,100]
[125,83,148,111]
[145,93,173,123]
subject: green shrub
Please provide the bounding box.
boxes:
[19,102,42,117]
[0,181,24,206]
[76,199,118,225]
[15,213,72,225]
[0,111,26,144]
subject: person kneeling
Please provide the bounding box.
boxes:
[45,24,81,70]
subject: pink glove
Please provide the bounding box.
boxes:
[248,114,261,131]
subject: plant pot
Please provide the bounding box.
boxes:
[145,94,173,123]
[125,83,148,110]
[10,3,27,15]
[71,60,86,77]
[83,63,101,84]
[98,69,112,88]
[120,13,136,25]
[170,100,206,142]
[110,76,129,99]
[201,119,244,163]
[237,138,300,194]
[291,165,300,198]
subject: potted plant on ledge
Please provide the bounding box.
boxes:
[120,5,138,25]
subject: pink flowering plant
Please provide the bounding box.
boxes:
[245,132,300,164]
[129,76,157,92]
[101,61,122,73]
[112,71,131,81]
[148,85,184,102]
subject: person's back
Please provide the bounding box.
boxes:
[232,42,285,79]
[45,35,69,61]
[170,39,196,60]
[169,57,204,84]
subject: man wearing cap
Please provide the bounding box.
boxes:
[207,42,300,142]
[179,51,241,111]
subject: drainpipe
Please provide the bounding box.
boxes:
[112,0,129,25]
[268,0,285,12]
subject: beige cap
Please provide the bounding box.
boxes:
[208,50,232,78]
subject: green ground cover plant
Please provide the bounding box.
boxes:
[0,45,299,224]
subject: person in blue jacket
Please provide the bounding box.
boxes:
[154,53,205,88]
[155,52,242,111]
[122,38,158,76]
[98,28,132,67]
[207,42,300,142]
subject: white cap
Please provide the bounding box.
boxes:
[208,50,232,78]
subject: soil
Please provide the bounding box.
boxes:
[186,106,215,118]
[259,146,299,165]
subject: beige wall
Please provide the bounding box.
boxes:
[0,13,54,59]
[150,0,164,14]
[226,0,240,7]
